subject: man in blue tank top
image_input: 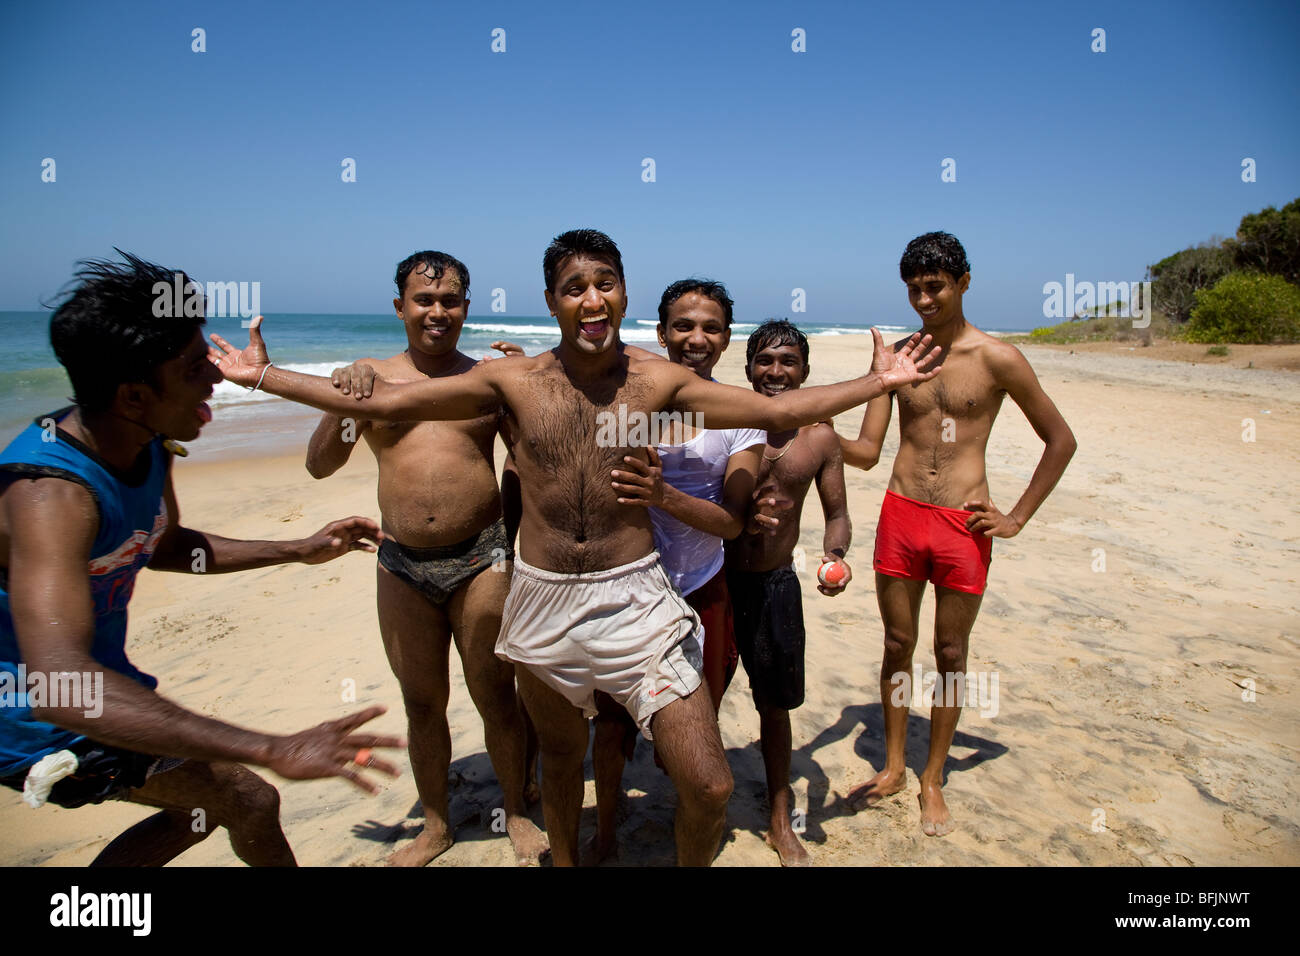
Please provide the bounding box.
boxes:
[0,252,401,866]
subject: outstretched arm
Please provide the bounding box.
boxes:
[5,479,402,792]
[148,468,382,572]
[964,346,1077,537]
[209,317,501,422]
[671,329,940,431]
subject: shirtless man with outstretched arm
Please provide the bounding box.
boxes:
[841,232,1076,835]
[304,251,546,866]
[211,229,942,866]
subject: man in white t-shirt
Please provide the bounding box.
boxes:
[590,279,774,863]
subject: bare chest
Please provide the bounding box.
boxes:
[897,356,1002,424]
[755,431,821,498]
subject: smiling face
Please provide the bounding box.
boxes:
[658,292,731,378]
[394,264,469,356]
[544,254,627,355]
[136,327,223,441]
[904,270,969,329]
[746,342,810,396]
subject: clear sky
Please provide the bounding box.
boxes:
[2,0,1297,328]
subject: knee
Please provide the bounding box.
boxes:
[934,639,968,675]
[220,768,282,825]
[680,765,733,814]
[402,696,449,727]
[539,725,589,766]
[882,628,917,666]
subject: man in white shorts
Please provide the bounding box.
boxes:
[210,229,944,865]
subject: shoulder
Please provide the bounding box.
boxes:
[2,473,98,537]
[364,354,409,376]
[973,334,1033,383]
[804,421,841,454]
[723,427,768,453]
[623,344,664,363]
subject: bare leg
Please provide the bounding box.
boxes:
[521,698,541,805]
[650,683,733,867]
[918,585,982,837]
[448,565,548,865]
[586,691,636,865]
[514,664,589,867]
[848,573,926,811]
[376,564,455,866]
[758,706,809,865]
[102,759,294,866]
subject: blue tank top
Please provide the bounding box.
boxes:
[0,409,169,776]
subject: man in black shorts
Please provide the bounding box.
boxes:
[724,321,853,866]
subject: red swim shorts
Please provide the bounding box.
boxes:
[873,489,993,595]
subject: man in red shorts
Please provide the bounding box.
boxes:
[841,232,1076,836]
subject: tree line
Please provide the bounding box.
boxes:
[1148,197,1300,343]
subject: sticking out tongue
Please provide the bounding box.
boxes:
[581,319,607,336]
[197,401,213,423]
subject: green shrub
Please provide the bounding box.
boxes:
[1184,272,1300,343]
[1205,345,1229,356]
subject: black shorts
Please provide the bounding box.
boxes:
[0,739,183,809]
[725,564,806,710]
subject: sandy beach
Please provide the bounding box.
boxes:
[2,333,1297,867]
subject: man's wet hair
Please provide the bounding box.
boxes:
[657,278,734,328]
[746,319,809,368]
[543,229,625,293]
[395,250,470,300]
[48,250,206,415]
[899,231,970,282]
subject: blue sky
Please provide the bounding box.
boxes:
[2,0,1297,329]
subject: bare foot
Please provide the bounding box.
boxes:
[506,814,549,866]
[765,825,811,867]
[846,768,906,811]
[386,824,453,866]
[580,830,619,867]
[918,782,956,837]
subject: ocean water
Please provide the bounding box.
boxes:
[0,311,919,451]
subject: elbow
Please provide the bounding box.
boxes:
[304,456,331,480]
[841,443,879,472]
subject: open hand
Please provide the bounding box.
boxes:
[871,328,943,390]
[297,516,385,563]
[963,498,1021,538]
[265,706,405,795]
[612,448,664,507]
[209,315,270,388]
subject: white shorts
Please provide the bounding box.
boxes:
[495,551,703,739]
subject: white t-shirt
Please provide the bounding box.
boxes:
[651,426,767,596]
